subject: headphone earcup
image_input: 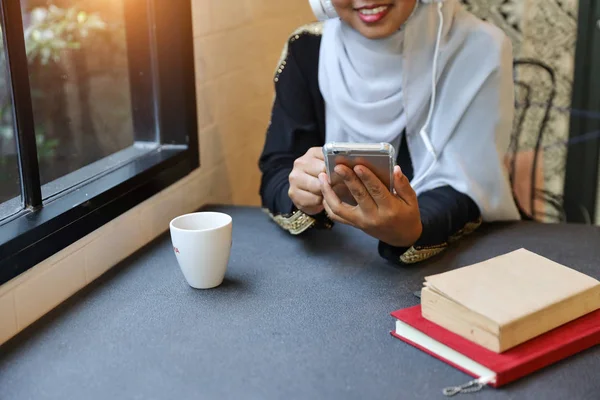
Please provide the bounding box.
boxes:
[309,0,338,21]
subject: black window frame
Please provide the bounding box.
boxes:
[564,0,600,224]
[0,0,199,285]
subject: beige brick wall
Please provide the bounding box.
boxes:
[193,0,315,206]
[0,0,316,346]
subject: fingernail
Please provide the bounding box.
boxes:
[335,166,346,178]
[395,165,402,175]
[354,166,363,176]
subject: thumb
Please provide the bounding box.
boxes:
[393,165,417,205]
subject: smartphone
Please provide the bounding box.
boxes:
[323,142,396,205]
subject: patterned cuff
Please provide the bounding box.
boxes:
[448,217,482,244]
[398,244,448,264]
[263,208,333,235]
[385,217,483,265]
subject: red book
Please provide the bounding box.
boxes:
[391,305,600,389]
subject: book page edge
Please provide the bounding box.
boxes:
[395,319,497,383]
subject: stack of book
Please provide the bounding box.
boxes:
[390,249,600,394]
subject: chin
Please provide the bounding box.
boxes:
[354,25,398,40]
[349,14,402,39]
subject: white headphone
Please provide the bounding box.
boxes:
[308,0,338,21]
[309,0,446,188]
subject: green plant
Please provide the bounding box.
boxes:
[24,5,108,65]
[35,126,59,160]
[0,5,108,160]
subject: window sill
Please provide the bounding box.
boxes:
[0,144,199,285]
[0,164,208,344]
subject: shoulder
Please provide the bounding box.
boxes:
[274,22,323,82]
[287,22,324,42]
[454,9,512,63]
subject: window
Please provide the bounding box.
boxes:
[0,30,21,220]
[22,2,143,198]
[564,0,600,223]
[0,0,199,285]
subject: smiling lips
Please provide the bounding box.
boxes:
[356,4,392,23]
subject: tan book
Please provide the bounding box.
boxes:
[421,248,600,353]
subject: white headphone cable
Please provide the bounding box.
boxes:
[411,1,444,188]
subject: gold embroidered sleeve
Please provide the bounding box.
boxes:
[263,209,332,236]
[273,22,323,84]
[398,217,483,265]
[399,244,448,264]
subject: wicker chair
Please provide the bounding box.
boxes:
[508,58,565,222]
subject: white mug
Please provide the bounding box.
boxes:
[169,212,232,289]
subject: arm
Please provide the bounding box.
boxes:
[378,186,482,265]
[258,30,331,234]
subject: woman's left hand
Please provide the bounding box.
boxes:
[319,165,422,248]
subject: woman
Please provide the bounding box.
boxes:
[258,0,520,264]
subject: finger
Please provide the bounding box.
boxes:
[393,165,417,205]
[309,147,325,161]
[319,172,359,223]
[290,172,322,195]
[323,200,355,227]
[335,165,377,213]
[303,204,325,215]
[354,165,392,207]
[289,188,323,209]
[305,159,326,177]
[293,156,326,178]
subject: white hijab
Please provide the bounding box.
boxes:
[318,0,520,222]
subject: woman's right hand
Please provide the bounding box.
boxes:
[288,147,326,215]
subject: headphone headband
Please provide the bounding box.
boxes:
[308,0,338,21]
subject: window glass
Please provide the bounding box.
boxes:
[21,0,143,198]
[0,19,23,220]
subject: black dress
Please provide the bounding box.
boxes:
[258,23,482,265]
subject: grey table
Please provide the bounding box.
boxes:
[1,206,600,400]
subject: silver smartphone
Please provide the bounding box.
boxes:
[323,142,396,205]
